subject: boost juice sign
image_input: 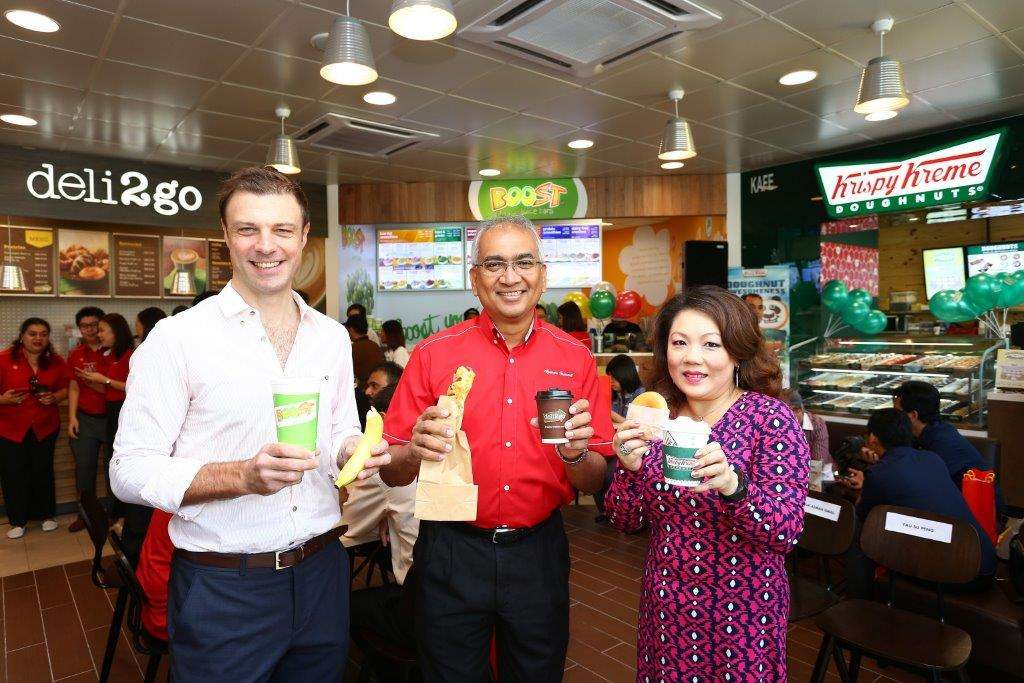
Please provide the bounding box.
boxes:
[468,178,587,220]
[815,130,1004,218]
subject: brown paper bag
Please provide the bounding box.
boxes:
[415,394,479,521]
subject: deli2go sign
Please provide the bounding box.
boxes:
[26,163,202,217]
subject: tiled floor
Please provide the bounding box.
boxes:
[0,505,971,682]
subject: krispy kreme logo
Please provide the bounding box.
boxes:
[815,131,1004,218]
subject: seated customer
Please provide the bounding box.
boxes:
[893,381,992,486]
[784,390,832,479]
[844,409,997,598]
[135,509,173,642]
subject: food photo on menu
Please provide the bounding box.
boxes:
[58,229,111,296]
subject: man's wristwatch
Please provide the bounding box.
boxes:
[105,378,111,386]
[556,445,587,466]
[720,467,748,502]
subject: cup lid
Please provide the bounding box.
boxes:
[536,388,572,400]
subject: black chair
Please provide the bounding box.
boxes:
[107,531,169,683]
[810,505,980,682]
[347,540,395,589]
[79,491,128,683]
[788,491,856,621]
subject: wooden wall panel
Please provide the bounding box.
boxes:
[877,219,986,307]
[990,213,1024,243]
[338,174,726,224]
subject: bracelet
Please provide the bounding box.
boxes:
[557,445,587,466]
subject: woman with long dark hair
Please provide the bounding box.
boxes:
[606,353,644,424]
[380,319,410,368]
[135,306,167,346]
[607,286,808,682]
[556,301,591,343]
[0,318,69,538]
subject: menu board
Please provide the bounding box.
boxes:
[112,233,161,298]
[540,224,602,289]
[58,229,111,297]
[922,247,966,299]
[1,226,55,296]
[966,242,1024,277]
[162,236,208,298]
[207,239,232,292]
[377,227,465,291]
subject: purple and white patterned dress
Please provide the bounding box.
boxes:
[606,391,809,683]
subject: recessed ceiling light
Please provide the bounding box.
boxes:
[4,9,60,33]
[363,91,396,106]
[661,161,683,170]
[1,113,37,127]
[778,69,817,86]
[865,110,898,121]
[567,138,594,150]
[479,168,500,177]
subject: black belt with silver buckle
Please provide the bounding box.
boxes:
[454,517,551,545]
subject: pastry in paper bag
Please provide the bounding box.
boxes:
[625,391,670,440]
[415,366,479,521]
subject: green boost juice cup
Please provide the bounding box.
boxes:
[271,377,320,451]
[662,416,711,488]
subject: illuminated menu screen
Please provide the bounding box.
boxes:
[464,223,602,289]
[377,227,465,291]
[966,242,1024,277]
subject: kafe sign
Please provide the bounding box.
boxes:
[815,130,1005,218]
[468,177,587,221]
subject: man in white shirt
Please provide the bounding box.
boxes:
[110,166,389,682]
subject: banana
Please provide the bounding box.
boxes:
[336,407,383,488]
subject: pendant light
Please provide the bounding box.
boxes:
[2,226,26,292]
[314,1,377,86]
[388,0,457,41]
[854,17,909,115]
[266,106,301,175]
[658,89,696,162]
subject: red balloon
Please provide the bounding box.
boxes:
[613,290,642,319]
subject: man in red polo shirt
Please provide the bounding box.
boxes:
[381,215,614,681]
[66,306,107,533]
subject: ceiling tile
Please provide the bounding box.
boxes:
[938,92,1024,124]
[773,0,950,47]
[915,64,1024,109]
[751,117,849,149]
[453,66,576,111]
[707,101,812,135]
[529,128,629,153]
[422,134,516,159]
[372,164,463,182]
[0,36,96,88]
[199,83,311,120]
[300,0,393,26]
[61,136,152,160]
[962,0,1024,33]
[671,19,817,80]
[225,49,333,99]
[791,132,872,156]
[233,143,329,170]
[176,109,278,141]
[828,5,994,66]
[1008,27,1024,53]
[384,148,469,174]
[321,77,443,119]
[158,131,251,158]
[472,114,577,145]
[680,123,756,152]
[0,77,84,115]
[667,83,771,120]
[106,18,246,81]
[65,117,168,151]
[0,109,74,136]
[584,108,670,140]
[523,90,640,128]
[77,93,190,130]
[822,104,961,143]
[742,0,802,12]
[588,57,719,107]
[781,77,860,116]
[374,41,502,92]
[123,0,288,44]
[902,36,1022,93]
[730,49,859,98]
[92,61,214,108]
[480,147,591,179]
[401,95,511,133]
[588,142,660,168]
[646,2,761,58]
[256,4,398,63]
[146,149,231,170]
[0,126,65,150]
[0,0,114,55]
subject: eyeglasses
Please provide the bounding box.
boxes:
[473,257,543,276]
[79,322,99,329]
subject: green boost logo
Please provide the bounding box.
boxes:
[468,178,587,220]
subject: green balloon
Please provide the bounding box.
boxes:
[589,289,615,319]
[995,271,1024,308]
[856,309,888,335]
[842,300,870,325]
[963,273,1001,312]
[929,290,977,323]
[847,288,874,309]
[821,280,849,313]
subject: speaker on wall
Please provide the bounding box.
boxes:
[683,241,728,289]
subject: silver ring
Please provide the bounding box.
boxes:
[617,441,631,457]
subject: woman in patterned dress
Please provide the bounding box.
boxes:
[608,287,809,683]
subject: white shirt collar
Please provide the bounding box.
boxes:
[218,280,314,321]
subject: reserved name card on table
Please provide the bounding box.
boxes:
[884,512,952,543]
[803,498,841,522]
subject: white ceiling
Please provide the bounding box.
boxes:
[0,0,1022,185]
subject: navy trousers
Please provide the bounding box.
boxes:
[168,540,349,682]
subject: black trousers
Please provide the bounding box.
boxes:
[105,399,151,566]
[0,431,57,527]
[414,511,570,683]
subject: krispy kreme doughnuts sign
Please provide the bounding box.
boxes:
[815,130,1005,218]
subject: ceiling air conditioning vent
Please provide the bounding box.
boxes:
[459,0,721,79]
[293,113,439,157]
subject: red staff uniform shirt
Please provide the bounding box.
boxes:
[383,312,614,529]
[0,349,69,442]
[67,343,108,417]
[102,348,133,402]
